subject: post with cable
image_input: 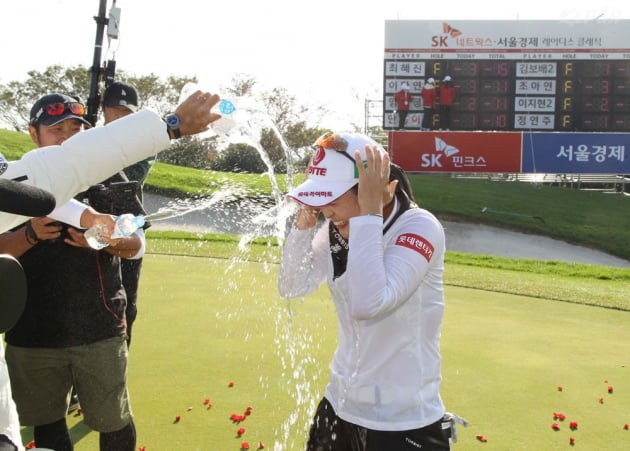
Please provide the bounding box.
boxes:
[86,0,120,127]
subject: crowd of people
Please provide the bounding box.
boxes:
[0,88,220,451]
[393,75,457,131]
[1,81,461,449]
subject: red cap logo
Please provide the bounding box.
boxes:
[312,146,326,166]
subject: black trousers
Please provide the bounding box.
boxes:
[397,110,409,129]
[438,105,452,130]
[307,398,450,451]
[422,108,434,130]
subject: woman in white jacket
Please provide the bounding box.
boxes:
[278,132,451,451]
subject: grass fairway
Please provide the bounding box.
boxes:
[21,254,629,450]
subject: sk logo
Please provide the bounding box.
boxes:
[442,22,462,38]
[435,137,460,157]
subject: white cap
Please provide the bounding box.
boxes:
[427,77,435,84]
[443,75,452,82]
[287,132,386,207]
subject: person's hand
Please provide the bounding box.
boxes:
[64,227,91,248]
[64,226,124,249]
[294,206,320,230]
[79,208,115,232]
[29,217,63,241]
[174,90,222,136]
[354,146,391,216]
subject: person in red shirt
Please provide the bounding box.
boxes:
[393,82,413,130]
[437,75,456,130]
[421,78,437,131]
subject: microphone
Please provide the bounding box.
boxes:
[0,178,57,217]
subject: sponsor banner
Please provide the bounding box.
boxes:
[522,133,630,173]
[388,131,522,172]
[384,20,630,59]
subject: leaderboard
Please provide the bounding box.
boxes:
[384,20,630,132]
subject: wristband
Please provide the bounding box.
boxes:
[24,221,39,245]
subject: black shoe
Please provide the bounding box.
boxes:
[67,393,80,414]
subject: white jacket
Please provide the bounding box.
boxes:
[279,205,447,431]
[0,110,170,233]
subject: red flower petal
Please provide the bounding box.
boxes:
[569,421,578,430]
[245,406,253,415]
[552,423,560,431]
[569,437,575,445]
[258,441,265,449]
[174,415,181,423]
[203,398,210,405]
[624,424,629,430]
[229,381,235,387]
[241,442,250,450]
[599,397,605,404]
[475,435,487,442]
[237,427,246,436]
[207,403,213,410]
[608,386,614,394]
[26,442,36,449]
[557,386,563,391]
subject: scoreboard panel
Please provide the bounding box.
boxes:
[384,60,630,132]
[384,20,630,132]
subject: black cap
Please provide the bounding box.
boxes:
[29,93,90,127]
[103,82,139,112]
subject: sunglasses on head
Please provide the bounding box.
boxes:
[44,102,86,117]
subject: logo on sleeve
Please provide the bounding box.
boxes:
[395,233,434,262]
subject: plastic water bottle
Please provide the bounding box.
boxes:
[84,223,109,250]
[84,214,145,249]
[111,214,145,239]
[211,99,240,137]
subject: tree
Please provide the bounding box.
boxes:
[0,65,333,175]
[210,143,268,173]
[0,65,91,131]
[158,136,217,169]
[0,64,196,131]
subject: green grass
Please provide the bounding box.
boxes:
[0,128,36,159]
[146,231,630,312]
[3,126,630,260]
[5,126,630,448]
[18,252,629,450]
[407,174,630,261]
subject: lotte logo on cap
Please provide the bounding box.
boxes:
[312,146,326,166]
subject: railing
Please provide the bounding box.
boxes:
[451,173,630,193]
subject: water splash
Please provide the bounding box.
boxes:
[150,84,323,449]
[180,83,296,206]
[144,185,247,222]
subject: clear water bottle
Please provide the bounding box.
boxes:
[111,214,145,239]
[84,214,145,249]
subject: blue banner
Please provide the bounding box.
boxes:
[522,133,630,173]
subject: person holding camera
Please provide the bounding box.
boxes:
[0,88,221,234]
[0,93,145,451]
[102,81,155,346]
